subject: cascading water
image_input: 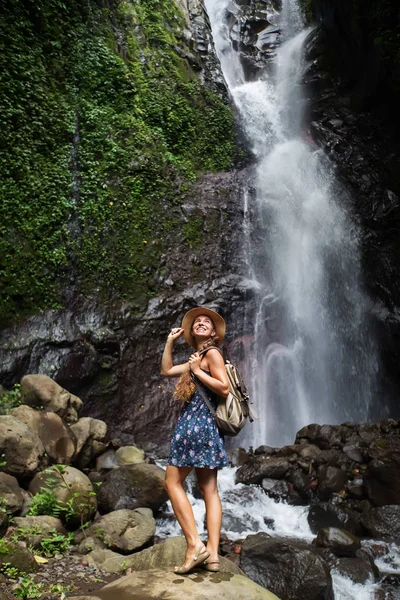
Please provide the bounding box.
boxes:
[204,0,379,448]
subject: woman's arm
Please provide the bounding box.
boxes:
[189,348,229,398]
[160,328,190,377]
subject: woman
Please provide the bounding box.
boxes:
[161,307,229,574]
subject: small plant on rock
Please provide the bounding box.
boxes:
[13,578,45,599]
[0,384,22,414]
[39,530,73,557]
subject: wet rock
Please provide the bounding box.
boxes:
[361,506,400,539]
[315,527,361,557]
[241,533,331,600]
[298,444,322,459]
[0,415,46,479]
[343,443,363,463]
[290,470,313,501]
[0,511,8,536]
[364,455,400,506]
[97,463,168,513]
[295,424,343,449]
[0,472,23,514]
[29,466,97,526]
[236,457,290,484]
[254,445,276,456]
[308,502,362,535]
[21,374,83,423]
[74,508,155,554]
[261,478,304,506]
[317,465,348,500]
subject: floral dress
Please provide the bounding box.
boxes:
[168,371,229,469]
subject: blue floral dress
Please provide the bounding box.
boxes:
[168,371,228,469]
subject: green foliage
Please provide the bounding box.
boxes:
[0,384,22,415]
[13,578,45,599]
[26,473,62,519]
[0,537,10,554]
[183,217,203,249]
[0,0,235,324]
[0,562,22,579]
[297,0,313,23]
[38,530,73,557]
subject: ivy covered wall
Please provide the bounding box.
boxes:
[0,0,235,325]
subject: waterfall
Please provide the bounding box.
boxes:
[205,0,379,447]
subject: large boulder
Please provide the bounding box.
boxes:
[308,502,362,535]
[74,508,155,554]
[9,405,76,464]
[20,374,83,423]
[316,466,348,500]
[97,463,168,513]
[0,415,46,478]
[315,528,361,557]
[69,568,279,600]
[241,533,330,600]
[70,417,108,469]
[261,478,303,505]
[0,472,23,514]
[364,455,400,506]
[236,457,290,485]
[29,465,97,526]
[361,505,400,539]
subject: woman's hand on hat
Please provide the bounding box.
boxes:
[168,327,184,342]
[188,352,201,374]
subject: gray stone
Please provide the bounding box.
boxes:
[115,445,145,466]
[361,505,400,539]
[74,508,155,554]
[317,465,348,500]
[236,457,290,485]
[11,515,66,548]
[315,527,361,557]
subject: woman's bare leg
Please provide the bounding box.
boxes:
[196,468,222,563]
[164,465,206,567]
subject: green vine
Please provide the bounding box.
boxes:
[0,0,235,324]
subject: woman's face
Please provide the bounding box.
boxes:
[191,315,216,340]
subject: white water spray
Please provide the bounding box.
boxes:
[205,0,379,447]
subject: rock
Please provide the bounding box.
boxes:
[236,457,290,485]
[69,567,279,599]
[115,445,145,466]
[299,445,322,459]
[39,412,76,464]
[343,443,363,463]
[21,375,83,423]
[97,463,168,513]
[315,527,361,557]
[227,447,250,467]
[29,466,97,526]
[84,536,243,575]
[364,455,400,506]
[70,417,108,469]
[0,472,23,514]
[290,470,313,500]
[254,446,276,456]
[317,466,348,500]
[308,502,362,535]
[77,536,106,555]
[9,405,41,434]
[241,533,331,600]
[74,508,155,554]
[0,415,46,478]
[361,506,400,539]
[70,417,107,454]
[10,516,66,548]
[0,540,38,574]
[295,424,343,449]
[96,449,118,470]
[261,478,304,505]
[0,511,8,536]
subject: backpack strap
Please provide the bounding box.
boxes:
[198,346,224,360]
[191,373,217,417]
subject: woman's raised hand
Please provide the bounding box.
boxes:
[167,327,185,341]
[188,352,201,374]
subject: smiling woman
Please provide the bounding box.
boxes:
[160,307,229,574]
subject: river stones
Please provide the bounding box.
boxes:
[361,505,400,539]
[316,465,348,500]
[308,502,362,535]
[236,457,290,484]
[364,455,400,506]
[11,515,67,548]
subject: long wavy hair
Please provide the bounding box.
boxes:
[173,334,220,403]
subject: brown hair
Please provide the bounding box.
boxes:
[173,335,220,402]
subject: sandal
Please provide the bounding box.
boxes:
[203,560,220,572]
[174,545,210,574]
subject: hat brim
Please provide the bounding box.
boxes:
[181,307,226,349]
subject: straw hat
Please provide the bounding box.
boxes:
[181,307,226,348]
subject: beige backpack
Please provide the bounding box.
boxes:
[193,347,258,436]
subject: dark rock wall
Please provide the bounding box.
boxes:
[303,0,400,411]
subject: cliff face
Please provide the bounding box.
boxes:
[302,0,400,409]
